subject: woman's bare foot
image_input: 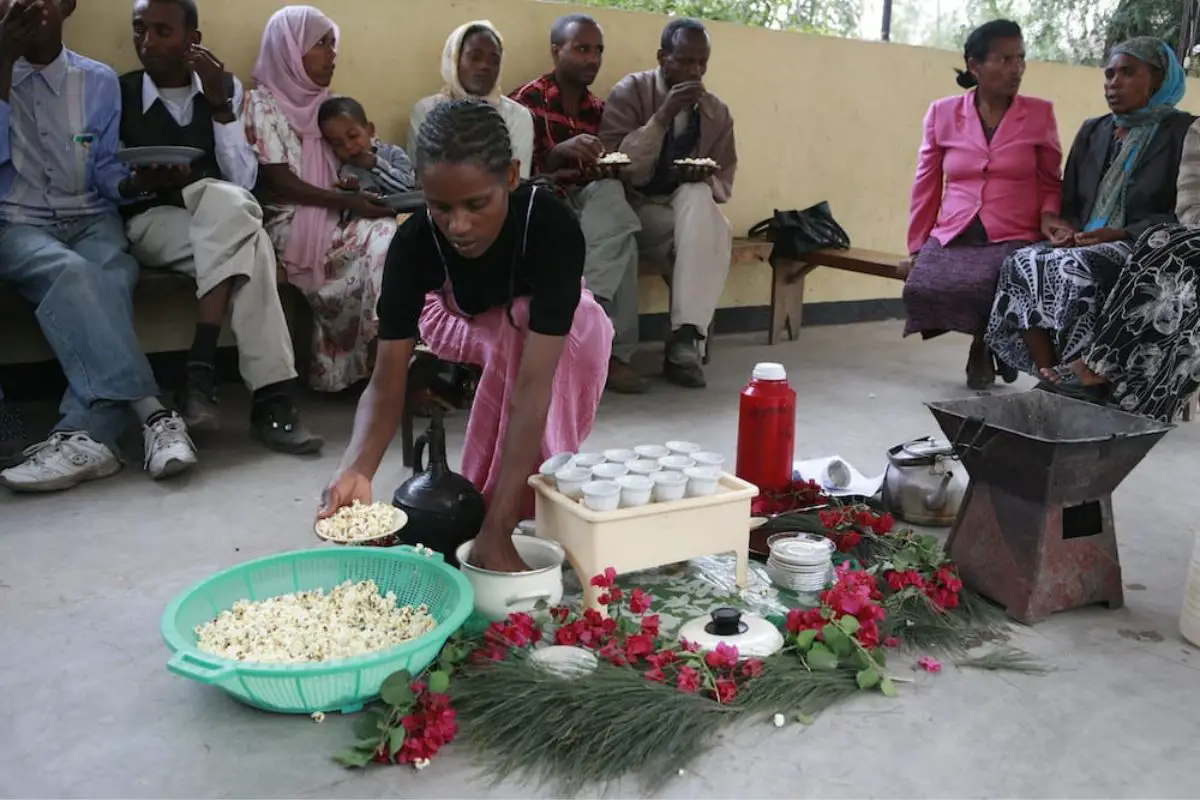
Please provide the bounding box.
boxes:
[1039,361,1106,386]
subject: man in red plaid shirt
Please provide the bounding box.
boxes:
[511,15,646,394]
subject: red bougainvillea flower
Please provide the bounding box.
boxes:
[715,678,738,704]
[871,512,895,534]
[681,638,701,653]
[645,666,667,683]
[624,633,656,663]
[549,605,570,623]
[555,624,580,646]
[609,586,625,603]
[590,567,617,589]
[647,649,678,669]
[885,569,926,592]
[676,665,701,693]
[640,614,661,637]
[704,641,740,671]
[917,655,942,674]
[597,593,611,606]
[628,588,653,614]
[741,658,764,678]
[884,637,901,648]
[835,531,862,552]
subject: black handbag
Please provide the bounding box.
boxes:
[748,201,851,264]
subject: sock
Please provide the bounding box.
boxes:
[188,323,221,369]
[131,397,168,424]
[252,380,293,408]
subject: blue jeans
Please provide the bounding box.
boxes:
[0,213,159,450]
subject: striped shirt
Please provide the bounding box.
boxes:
[0,49,129,224]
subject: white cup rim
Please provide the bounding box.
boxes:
[582,479,620,496]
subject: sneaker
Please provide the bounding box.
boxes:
[0,431,121,493]
[177,364,220,433]
[663,325,707,388]
[143,411,198,480]
[606,358,648,394]
[0,401,28,468]
[250,397,324,455]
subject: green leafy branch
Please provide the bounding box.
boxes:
[789,616,897,697]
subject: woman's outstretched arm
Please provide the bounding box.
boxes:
[318,338,415,516]
[469,331,566,572]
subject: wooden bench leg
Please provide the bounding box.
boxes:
[769,261,815,345]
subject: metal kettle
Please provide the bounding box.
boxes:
[880,437,968,527]
[391,406,485,567]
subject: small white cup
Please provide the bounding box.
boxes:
[615,474,653,508]
[684,465,722,497]
[539,452,575,477]
[581,479,621,512]
[626,459,662,476]
[823,458,852,490]
[651,470,688,502]
[658,455,696,473]
[571,452,605,469]
[603,448,638,464]
[665,440,701,456]
[591,462,629,480]
[691,451,726,469]
[554,467,592,500]
[634,444,670,460]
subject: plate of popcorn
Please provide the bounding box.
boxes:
[672,157,720,182]
[314,500,407,547]
[593,151,631,179]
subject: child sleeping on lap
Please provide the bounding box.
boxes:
[318,95,416,220]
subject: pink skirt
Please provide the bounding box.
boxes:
[418,290,613,517]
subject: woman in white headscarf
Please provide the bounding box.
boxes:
[407,20,535,179]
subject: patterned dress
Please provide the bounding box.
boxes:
[243,87,398,392]
[1084,223,1200,422]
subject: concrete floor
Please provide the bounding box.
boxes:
[3,320,1199,799]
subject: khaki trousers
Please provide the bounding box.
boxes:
[632,182,732,333]
[125,178,297,391]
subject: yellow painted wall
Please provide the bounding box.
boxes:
[61,0,1200,313]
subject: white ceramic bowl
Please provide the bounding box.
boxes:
[538,452,575,477]
[684,465,722,497]
[666,440,701,456]
[634,444,670,460]
[455,535,565,621]
[691,451,726,468]
[571,452,605,469]
[651,470,688,502]
[658,455,696,473]
[615,474,653,508]
[626,458,662,476]
[581,480,621,512]
[591,462,629,480]
[603,448,638,464]
[554,466,592,500]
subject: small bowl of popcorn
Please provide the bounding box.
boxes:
[672,157,719,183]
[592,151,631,180]
[314,500,407,547]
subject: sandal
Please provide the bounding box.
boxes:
[1034,365,1110,406]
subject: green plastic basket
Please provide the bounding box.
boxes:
[161,546,474,715]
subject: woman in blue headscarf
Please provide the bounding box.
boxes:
[986,37,1194,377]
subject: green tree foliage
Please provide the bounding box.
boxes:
[571,0,861,37]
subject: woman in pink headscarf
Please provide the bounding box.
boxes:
[243,5,397,392]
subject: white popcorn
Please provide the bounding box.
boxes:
[194,580,437,663]
[673,157,719,168]
[772,713,785,728]
[413,758,431,771]
[311,711,326,723]
[597,152,631,165]
[315,501,401,543]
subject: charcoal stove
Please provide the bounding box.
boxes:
[926,391,1173,624]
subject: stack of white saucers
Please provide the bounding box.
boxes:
[766,534,835,593]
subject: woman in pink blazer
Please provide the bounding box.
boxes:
[903,20,1064,389]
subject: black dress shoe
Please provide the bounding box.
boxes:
[250,397,324,455]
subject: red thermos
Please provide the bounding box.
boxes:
[735,362,796,493]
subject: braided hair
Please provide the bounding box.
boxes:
[415,98,525,327]
[956,19,1022,89]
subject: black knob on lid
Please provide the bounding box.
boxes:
[705,607,748,637]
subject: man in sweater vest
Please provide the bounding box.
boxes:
[123,0,322,455]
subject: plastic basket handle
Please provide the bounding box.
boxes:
[168,651,235,684]
[394,544,447,563]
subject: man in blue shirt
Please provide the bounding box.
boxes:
[0,0,198,492]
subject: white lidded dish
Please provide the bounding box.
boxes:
[677,607,784,659]
[530,645,599,679]
[581,479,621,512]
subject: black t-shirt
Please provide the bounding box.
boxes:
[377,185,585,340]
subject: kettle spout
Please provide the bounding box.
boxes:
[926,472,953,511]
